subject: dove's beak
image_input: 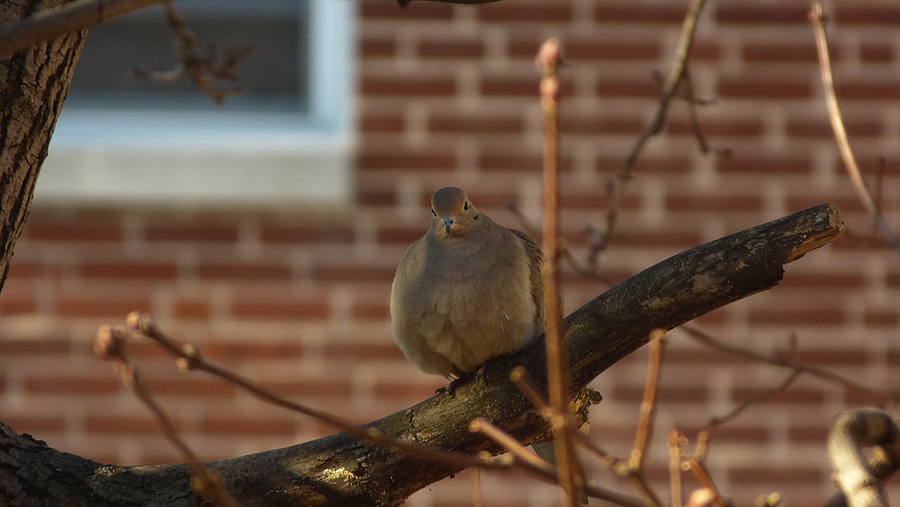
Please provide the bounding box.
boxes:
[443,218,454,234]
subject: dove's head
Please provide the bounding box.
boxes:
[431,187,480,237]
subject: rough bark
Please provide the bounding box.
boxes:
[0,204,844,507]
[0,0,85,293]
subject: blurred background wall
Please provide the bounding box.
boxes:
[2,0,900,505]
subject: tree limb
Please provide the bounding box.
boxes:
[1,203,844,507]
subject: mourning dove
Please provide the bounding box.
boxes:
[390,186,544,384]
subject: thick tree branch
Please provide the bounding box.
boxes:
[1,203,844,507]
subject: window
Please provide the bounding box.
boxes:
[37,0,355,205]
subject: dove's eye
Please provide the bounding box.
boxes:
[464,201,469,211]
[431,208,436,216]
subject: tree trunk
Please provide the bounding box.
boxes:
[0,0,85,292]
[0,203,844,507]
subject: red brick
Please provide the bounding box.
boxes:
[357,190,398,206]
[418,40,484,59]
[666,195,763,212]
[23,221,122,242]
[667,119,763,137]
[361,113,404,133]
[203,341,305,360]
[748,308,844,326]
[360,37,395,58]
[429,115,523,134]
[360,0,453,20]
[360,76,456,96]
[477,3,572,23]
[615,231,703,249]
[719,157,811,174]
[352,302,391,320]
[0,339,71,356]
[778,273,866,289]
[320,343,404,360]
[479,152,542,172]
[844,389,896,406]
[3,416,66,433]
[0,297,36,314]
[144,377,236,397]
[481,76,574,97]
[173,300,211,319]
[231,300,329,320]
[595,5,689,24]
[197,264,292,281]
[81,263,179,281]
[260,224,354,244]
[597,157,694,175]
[728,467,823,485]
[56,297,152,318]
[788,425,829,443]
[564,41,659,61]
[786,120,881,138]
[864,311,898,326]
[731,387,827,404]
[314,266,397,282]
[612,385,708,403]
[716,6,810,24]
[358,151,457,172]
[25,376,121,394]
[85,415,182,434]
[373,381,438,399]
[560,117,644,135]
[686,425,768,443]
[6,262,57,279]
[835,81,900,100]
[719,78,811,99]
[689,41,721,61]
[597,78,662,99]
[145,224,238,243]
[860,44,893,63]
[743,44,829,63]
[263,380,353,398]
[376,228,422,245]
[202,416,296,436]
[771,349,868,367]
[835,6,900,25]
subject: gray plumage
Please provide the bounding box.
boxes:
[390,186,544,379]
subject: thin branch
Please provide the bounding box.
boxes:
[679,324,900,404]
[132,1,254,103]
[0,0,166,57]
[668,430,686,507]
[593,0,710,262]
[809,1,900,258]
[684,458,728,507]
[94,326,241,507]
[709,369,802,428]
[124,312,497,472]
[630,330,666,470]
[575,432,664,507]
[536,37,584,506]
[471,419,652,507]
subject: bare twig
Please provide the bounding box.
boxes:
[470,419,651,507]
[593,0,710,262]
[809,2,900,258]
[131,1,254,103]
[575,432,664,507]
[668,430,686,507]
[679,324,900,404]
[684,458,728,507]
[124,312,497,471]
[94,326,242,507]
[709,369,802,427]
[630,330,666,470]
[0,0,166,57]
[536,37,584,506]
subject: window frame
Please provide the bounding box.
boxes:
[37,0,356,206]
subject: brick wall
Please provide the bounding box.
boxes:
[3,0,900,505]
